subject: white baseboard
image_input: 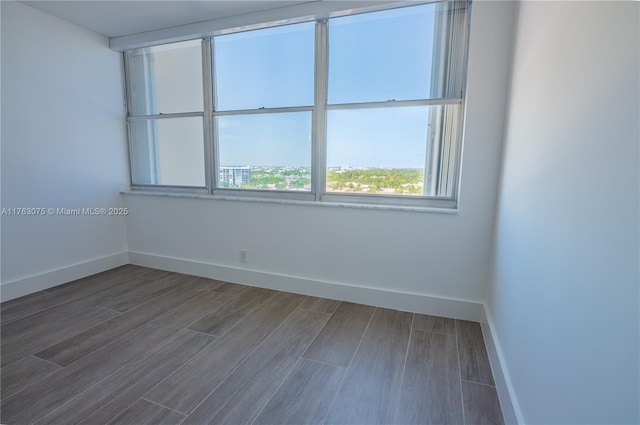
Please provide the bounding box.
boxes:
[128,251,486,322]
[0,252,129,302]
[481,306,524,425]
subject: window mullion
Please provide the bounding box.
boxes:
[207,37,220,192]
[201,39,214,193]
[312,19,328,201]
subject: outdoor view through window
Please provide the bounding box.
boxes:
[126,1,467,204]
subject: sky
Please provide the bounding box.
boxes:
[137,3,447,168]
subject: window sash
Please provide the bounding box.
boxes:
[128,116,207,187]
[124,0,470,209]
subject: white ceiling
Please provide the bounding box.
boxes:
[21,1,320,38]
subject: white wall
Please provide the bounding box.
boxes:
[488,2,639,424]
[1,1,130,300]
[124,2,517,310]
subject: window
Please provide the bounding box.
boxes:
[124,1,470,208]
[126,40,206,187]
[213,23,315,192]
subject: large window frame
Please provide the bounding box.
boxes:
[124,0,471,210]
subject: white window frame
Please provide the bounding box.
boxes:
[123,0,471,210]
[124,40,210,192]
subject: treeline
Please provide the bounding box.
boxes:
[327,168,424,195]
[223,166,423,195]
[244,167,310,190]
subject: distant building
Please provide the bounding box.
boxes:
[220,166,251,186]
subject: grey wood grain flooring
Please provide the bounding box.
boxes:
[97,276,176,312]
[303,302,374,367]
[413,313,456,335]
[325,308,412,425]
[0,266,504,425]
[1,300,120,368]
[456,319,495,385]
[1,290,231,425]
[0,291,49,323]
[253,358,345,425]
[188,286,276,336]
[0,265,145,324]
[462,380,505,425]
[108,399,185,425]
[44,265,147,293]
[394,330,463,424]
[182,308,330,425]
[34,330,214,425]
[0,355,61,401]
[300,296,341,314]
[145,291,305,414]
[34,284,202,366]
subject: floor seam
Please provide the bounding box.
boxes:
[320,306,377,424]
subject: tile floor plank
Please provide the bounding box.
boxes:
[1,290,232,425]
[0,272,171,345]
[0,270,137,325]
[34,283,201,366]
[144,291,304,414]
[324,308,412,425]
[188,286,276,336]
[0,303,119,368]
[135,268,180,281]
[300,297,341,314]
[413,313,456,335]
[195,277,248,295]
[34,329,214,425]
[108,399,185,425]
[43,265,146,293]
[0,355,62,402]
[97,276,177,312]
[462,380,505,425]
[182,309,330,425]
[253,358,345,425]
[36,266,139,297]
[456,320,495,385]
[395,330,463,425]
[0,290,49,321]
[302,302,374,367]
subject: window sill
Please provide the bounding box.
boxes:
[121,189,459,214]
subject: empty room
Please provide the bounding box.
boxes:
[1,1,638,424]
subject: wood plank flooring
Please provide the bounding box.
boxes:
[0,266,504,425]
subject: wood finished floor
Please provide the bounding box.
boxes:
[0,265,504,425]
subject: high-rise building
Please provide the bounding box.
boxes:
[219,166,251,187]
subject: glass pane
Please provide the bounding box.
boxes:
[128,40,203,115]
[328,2,467,104]
[214,23,314,110]
[326,107,429,197]
[216,112,311,191]
[130,117,205,187]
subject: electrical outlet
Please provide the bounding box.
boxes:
[240,249,248,263]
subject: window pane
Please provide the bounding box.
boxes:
[328,2,467,104]
[326,107,429,197]
[214,23,314,111]
[326,105,460,197]
[128,40,203,115]
[216,112,311,191]
[130,117,205,187]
